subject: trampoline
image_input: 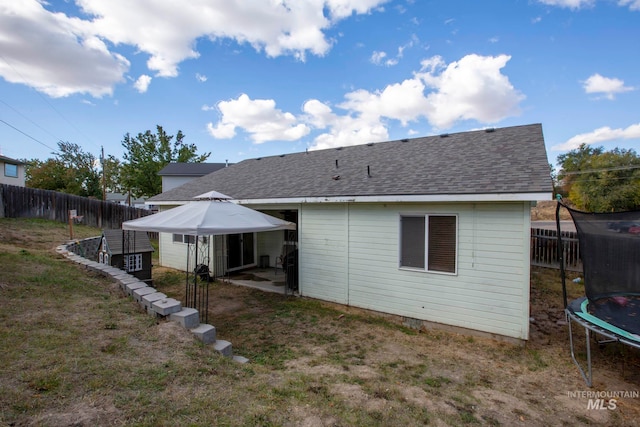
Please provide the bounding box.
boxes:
[556,199,640,387]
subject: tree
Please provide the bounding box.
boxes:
[25,141,102,198]
[121,125,210,198]
[102,154,123,194]
[557,144,640,211]
[25,158,70,192]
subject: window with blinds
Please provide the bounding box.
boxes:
[400,214,457,274]
[427,215,457,273]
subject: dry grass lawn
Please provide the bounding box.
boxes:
[1,217,639,426]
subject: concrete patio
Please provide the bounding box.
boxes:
[226,267,295,295]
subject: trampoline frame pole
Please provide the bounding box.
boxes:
[567,312,593,387]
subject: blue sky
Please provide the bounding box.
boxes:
[0,0,638,169]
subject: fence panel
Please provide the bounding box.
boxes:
[531,227,582,271]
[0,184,151,230]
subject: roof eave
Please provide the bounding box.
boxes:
[148,192,553,205]
[236,193,553,204]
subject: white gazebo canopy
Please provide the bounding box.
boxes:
[122,194,295,236]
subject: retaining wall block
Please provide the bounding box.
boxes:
[170,308,200,329]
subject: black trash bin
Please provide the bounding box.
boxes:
[259,255,269,269]
[283,249,298,292]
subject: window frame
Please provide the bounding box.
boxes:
[124,253,143,272]
[399,213,458,275]
[172,234,202,244]
[4,163,18,178]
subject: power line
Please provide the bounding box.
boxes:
[0,118,57,152]
[561,165,640,175]
[0,98,62,143]
[0,54,101,151]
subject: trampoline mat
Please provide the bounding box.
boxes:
[569,295,640,340]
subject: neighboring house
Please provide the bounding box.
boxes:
[158,162,230,192]
[106,192,149,210]
[0,155,25,187]
[148,124,553,342]
[98,229,154,283]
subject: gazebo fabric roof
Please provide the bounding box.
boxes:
[122,200,295,236]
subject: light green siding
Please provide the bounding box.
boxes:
[159,231,190,271]
[298,204,349,304]
[296,202,531,340]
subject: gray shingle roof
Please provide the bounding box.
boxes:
[102,229,154,255]
[149,124,552,202]
[158,162,229,176]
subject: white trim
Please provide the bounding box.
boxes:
[148,192,551,206]
[237,192,551,204]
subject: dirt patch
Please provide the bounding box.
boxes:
[198,266,640,426]
[31,399,122,427]
[2,218,640,426]
[531,200,572,221]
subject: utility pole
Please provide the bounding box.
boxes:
[101,146,106,201]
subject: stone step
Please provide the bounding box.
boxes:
[191,324,216,344]
[214,340,233,357]
[152,298,182,316]
[170,307,200,329]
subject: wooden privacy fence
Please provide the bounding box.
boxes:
[0,184,152,231]
[531,227,582,272]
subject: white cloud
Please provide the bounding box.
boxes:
[370,51,388,65]
[539,0,640,9]
[370,36,416,67]
[206,94,310,143]
[619,0,640,11]
[134,75,152,93]
[0,0,388,97]
[302,54,523,149]
[196,73,207,83]
[0,0,129,97]
[302,99,389,150]
[80,0,390,76]
[537,0,595,9]
[583,73,634,99]
[205,54,524,150]
[551,123,640,151]
[417,54,524,129]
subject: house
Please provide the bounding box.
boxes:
[158,162,230,192]
[0,155,26,187]
[98,229,154,283]
[106,192,150,210]
[148,124,553,342]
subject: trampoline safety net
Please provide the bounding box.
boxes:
[567,206,640,301]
